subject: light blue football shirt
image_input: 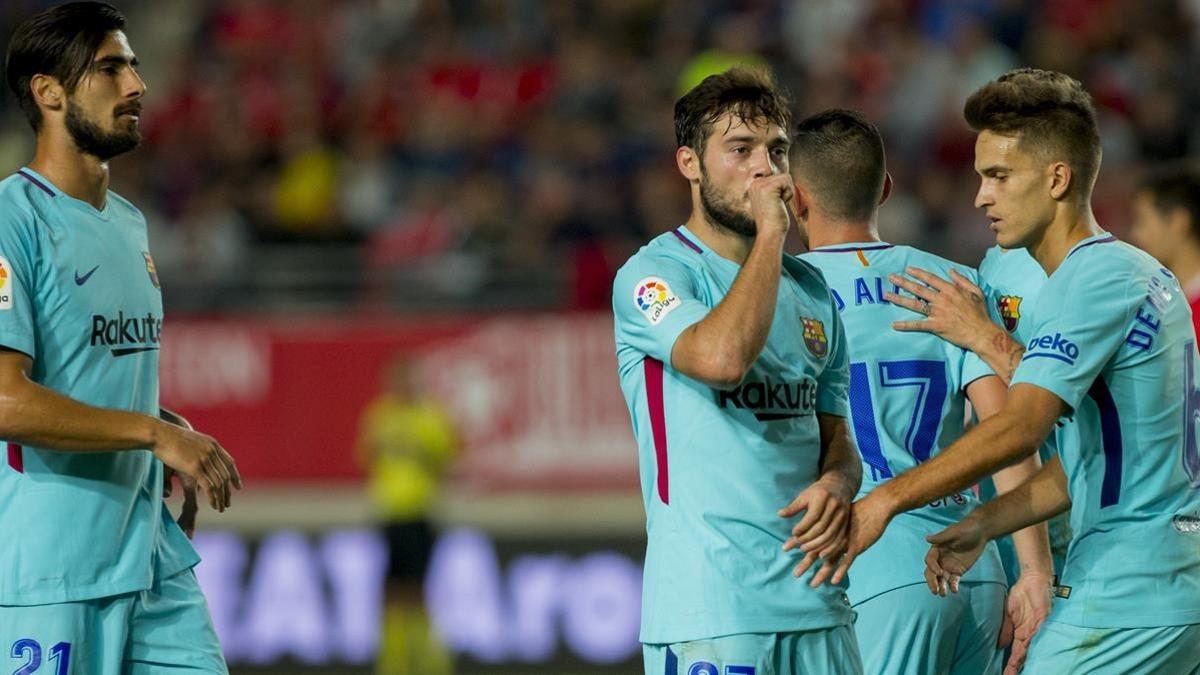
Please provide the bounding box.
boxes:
[801,242,1006,604]
[976,245,1072,579]
[0,168,197,606]
[613,226,854,644]
[1011,232,1200,628]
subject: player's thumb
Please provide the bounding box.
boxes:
[926,528,955,545]
[779,493,809,517]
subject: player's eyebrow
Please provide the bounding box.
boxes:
[95,54,139,68]
[978,165,1009,176]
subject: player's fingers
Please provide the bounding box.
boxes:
[950,574,961,594]
[791,492,827,537]
[924,567,939,594]
[887,273,939,303]
[794,496,837,543]
[829,549,855,586]
[891,319,936,333]
[800,508,846,551]
[881,291,930,316]
[904,266,954,293]
[792,550,819,578]
[1007,636,1030,675]
[782,536,801,552]
[948,268,984,297]
[925,547,947,579]
[202,456,229,511]
[809,546,846,588]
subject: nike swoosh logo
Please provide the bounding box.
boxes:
[74,265,99,285]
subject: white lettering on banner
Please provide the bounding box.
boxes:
[192,528,642,666]
[419,316,638,484]
[160,325,271,407]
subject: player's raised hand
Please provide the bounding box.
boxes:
[923,517,988,596]
[1003,572,1053,674]
[748,174,795,237]
[884,267,994,351]
[152,421,241,513]
[780,473,854,584]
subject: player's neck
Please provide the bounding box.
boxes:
[28,131,111,210]
[685,211,754,264]
[1028,203,1103,276]
[805,218,881,250]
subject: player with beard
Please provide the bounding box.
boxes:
[613,67,864,674]
[0,3,239,673]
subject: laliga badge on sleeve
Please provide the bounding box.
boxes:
[634,277,680,325]
[0,256,13,310]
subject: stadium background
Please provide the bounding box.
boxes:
[0,0,1197,673]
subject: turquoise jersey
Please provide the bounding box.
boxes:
[977,245,1071,578]
[801,242,1006,604]
[1010,232,1200,628]
[613,226,854,644]
[0,168,197,606]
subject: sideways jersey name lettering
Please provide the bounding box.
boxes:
[1010,233,1200,628]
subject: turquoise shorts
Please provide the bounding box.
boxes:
[643,626,863,675]
[1023,621,1200,674]
[0,568,226,674]
[852,581,1005,675]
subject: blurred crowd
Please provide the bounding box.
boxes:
[0,0,1197,310]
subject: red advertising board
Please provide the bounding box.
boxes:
[160,314,639,489]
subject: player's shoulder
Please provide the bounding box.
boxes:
[0,171,53,237]
[1058,235,1146,284]
[615,229,705,282]
[892,244,979,282]
[783,252,831,292]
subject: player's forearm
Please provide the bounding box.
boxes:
[991,454,1054,577]
[0,377,162,452]
[970,327,1025,385]
[817,415,862,498]
[675,229,787,384]
[970,457,1071,544]
[872,408,1042,516]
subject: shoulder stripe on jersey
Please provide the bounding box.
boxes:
[671,228,702,255]
[7,442,22,473]
[808,243,893,254]
[1065,235,1117,260]
[1087,378,1123,508]
[16,170,54,197]
[644,357,670,505]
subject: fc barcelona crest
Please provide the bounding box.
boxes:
[801,317,828,358]
[997,295,1021,332]
[143,252,160,289]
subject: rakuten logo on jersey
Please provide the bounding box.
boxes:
[717,376,818,421]
[91,311,164,356]
[1024,332,1079,366]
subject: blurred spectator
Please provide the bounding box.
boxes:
[355,356,458,675]
[3,0,1198,309]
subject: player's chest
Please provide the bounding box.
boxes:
[38,225,163,343]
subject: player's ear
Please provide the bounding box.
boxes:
[676,145,702,184]
[792,178,811,221]
[1048,161,1072,200]
[30,73,65,114]
[880,172,893,206]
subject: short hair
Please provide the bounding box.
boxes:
[674,67,792,156]
[1138,162,1200,239]
[790,109,886,223]
[964,68,1101,200]
[5,2,126,131]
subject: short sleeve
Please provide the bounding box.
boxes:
[0,212,38,358]
[612,253,711,365]
[816,291,850,417]
[1010,269,1137,412]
